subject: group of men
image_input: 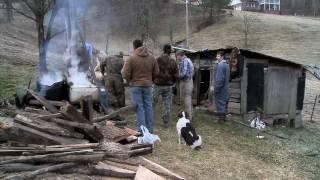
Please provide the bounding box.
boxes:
[121,40,195,133]
[93,39,231,133]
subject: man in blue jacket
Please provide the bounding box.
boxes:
[214,51,230,122]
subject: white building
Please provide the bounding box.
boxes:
[231,0,281,12]
[259,0,281,11]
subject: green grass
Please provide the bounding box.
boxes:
[123,105,320,179]
[0,63,35,98]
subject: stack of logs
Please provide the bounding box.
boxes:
[0,90,184,179]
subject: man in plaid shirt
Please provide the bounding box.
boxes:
[176,50,194,120]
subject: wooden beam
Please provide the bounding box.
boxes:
[48,118,95,131]
[28,99,66,107]
[0,150,93,165]
[4,163,77,180]
[14,115,84,139]
[139,157,185,180]
[0,163,51,173]
[94,104,137,122]
[14,123,89,145]
[27,90,59,113]
[134,165,165,180]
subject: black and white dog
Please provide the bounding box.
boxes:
[176,111,202,150]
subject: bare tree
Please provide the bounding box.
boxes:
[239,11,258,48]
[4,0,13,23]
[11,0,63,74]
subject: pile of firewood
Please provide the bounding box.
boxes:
[0,89,185,179]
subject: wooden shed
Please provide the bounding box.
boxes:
[187,48,306,128]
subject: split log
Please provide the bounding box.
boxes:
[105,157,185,180]
[28,99,66,107]
[93,162,135,178]
[48,118,95,131]
[134,165,165,180]
[0,150,93,165]
[4,162,77,180]
[27,90,59,113]
[13,123,89,145]
[60,103,103,142]
[14,115,84,139]
[94,104,137,122]
[81,96,93,122]
[0,163,51,172]
[128,147,153,157]
[139,157,185,180]
[102,160,138,172]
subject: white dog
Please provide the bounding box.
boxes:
[176,111,202,150]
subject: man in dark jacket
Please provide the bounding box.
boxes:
[121,40,159,133]
[153,44,179,128]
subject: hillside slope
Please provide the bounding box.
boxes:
[189,11,320,66]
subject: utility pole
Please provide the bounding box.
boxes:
[186,0,189,48]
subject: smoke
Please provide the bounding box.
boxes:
[40,0,93,87]
[40,72,63,86]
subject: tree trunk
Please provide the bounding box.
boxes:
[4,0,13,23]
[36,16,48,74]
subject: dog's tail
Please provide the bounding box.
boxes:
[182,111,186,118]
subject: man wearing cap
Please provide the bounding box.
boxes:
[176,50,194,120]
[102,52,125,109]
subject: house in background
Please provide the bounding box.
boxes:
[259,0,281,12]
[231,0,281,13]
[231,0,260,11]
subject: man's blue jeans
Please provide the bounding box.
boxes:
[130,86,154,133]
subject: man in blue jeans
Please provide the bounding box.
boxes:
[121,40,159,133]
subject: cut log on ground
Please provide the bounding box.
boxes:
[94,104,137,122]
[4,162,77,180]
[0,150,94,165]
[93,162,136,178]
[0,163,51,172]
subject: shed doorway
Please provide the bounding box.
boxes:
[247,63,265,112]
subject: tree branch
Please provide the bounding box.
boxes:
[8,6,36,21]
[21,0,37,15]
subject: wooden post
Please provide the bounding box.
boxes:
[240,58,248,119]
[93,104,137,122]
[81,95,93,122]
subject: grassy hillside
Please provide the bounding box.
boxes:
[188,11,320,66]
